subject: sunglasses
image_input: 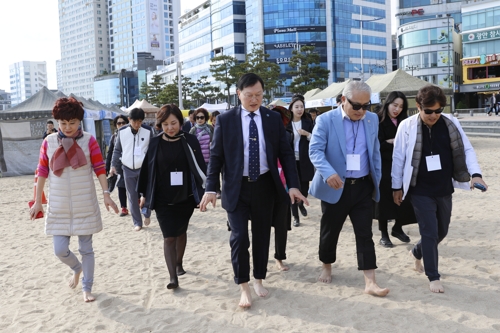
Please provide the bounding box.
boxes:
[347,98,371,111]
[116,121,126,125]
[196,116,205,120]
[422,107,444,115]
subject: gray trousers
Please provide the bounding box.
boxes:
[53,235,94,292]
[123,166,151,227]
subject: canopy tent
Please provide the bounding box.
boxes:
[198,102,230,113]
[0,87,124,176]
[304,80,351,109]
[268,99,289,107]
[303,88,323,100]
[125,99,160,113]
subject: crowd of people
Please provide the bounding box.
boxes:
[30,73,488,307]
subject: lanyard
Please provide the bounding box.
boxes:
[351,120,360,154]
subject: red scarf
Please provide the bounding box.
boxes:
[49,128,87,177]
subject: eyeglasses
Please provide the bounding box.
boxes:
[196,116,205,120]
[347,98,371,111]
[242,93,263,100]
[116,121,126,125]
[422,107,444,115]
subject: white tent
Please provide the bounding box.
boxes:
[198,103,230,113]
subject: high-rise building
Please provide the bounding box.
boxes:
[0,89,11,111]
[94,70,139,107]
[56,60,63,92]
[395,0,463,89]
[247,0,393,88]
[9,61,47,106]
[58,0,111,99]
[108,0,180,72]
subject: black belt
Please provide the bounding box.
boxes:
[243,171,271,183]
[345,175,369,185]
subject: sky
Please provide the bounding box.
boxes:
[0,0,396,93]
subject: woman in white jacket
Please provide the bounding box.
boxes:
[30,97,119,302]
[392,85,488,293]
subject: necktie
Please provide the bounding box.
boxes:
[248,112,260,181]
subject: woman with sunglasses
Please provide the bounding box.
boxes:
[392,85,487,293]
[286,96,314,227]
[189,108,213,164]
[105,115,130,217]
[375,91,416,248]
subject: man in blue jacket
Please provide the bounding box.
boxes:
[309,81,389,296]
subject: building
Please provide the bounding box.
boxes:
[0,90,11,111]
[94,70,139,107]
[8,61,47,106]
[395,0,463,91]
[56,60,63,92]
[247,0,393,89]
[459,0,500,108]
[108,0,180,72]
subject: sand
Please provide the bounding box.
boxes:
[1,137,499,333]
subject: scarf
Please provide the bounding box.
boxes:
[193,123,213,141]
[49,128,87,177]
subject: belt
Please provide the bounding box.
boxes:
[345,176,369,185]
[243,171,270,183]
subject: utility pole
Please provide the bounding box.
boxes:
[406,65,419,76]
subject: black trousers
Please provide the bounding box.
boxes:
[410,194,452,282]
[291,161,310,218]
[227,172,277,284]
[319,177,377,270]
[272,197,290,261]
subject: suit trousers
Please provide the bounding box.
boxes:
[291,160,310,218]
[272,196,290,261]
[319,178,377,270]
[410,194,452,282]
[227,172,277,284]
[123,166,151,227]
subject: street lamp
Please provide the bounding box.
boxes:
[356,3,383,81]
[406,65,419,76]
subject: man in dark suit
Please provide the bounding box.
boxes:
[200,73,307,308]
[181,109,195,132]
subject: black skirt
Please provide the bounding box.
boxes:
[155,197,195,238]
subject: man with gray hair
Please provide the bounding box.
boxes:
[309,80,389,296]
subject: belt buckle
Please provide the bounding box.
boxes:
[350,179,356,185]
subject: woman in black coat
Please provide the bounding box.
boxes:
[286,96,315,227]
[376,91,417,248]
[138,104,207,289]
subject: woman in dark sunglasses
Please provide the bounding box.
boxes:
[392,85,487,294]
[189,108,213,164]
[105,115,130,217]
[375,91,417,248]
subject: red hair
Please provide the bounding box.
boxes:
[52,97,84,121]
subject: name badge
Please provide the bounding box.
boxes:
[426,155,442,171]
[171,172,183,186]
[134,146,142,156]
[346,154,361,171]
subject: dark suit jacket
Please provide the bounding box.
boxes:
[206,106,300,212]
[286,117,315,181]
[182,121,194,133]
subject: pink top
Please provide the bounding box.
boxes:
[37,136,106,178]
[391,118,398,126]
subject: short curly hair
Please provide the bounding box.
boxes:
[194,108,209,123]
[52,97,84,121]
[156,104,184,128]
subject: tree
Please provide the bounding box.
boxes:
[157,83,178,106]
[191,76,220,105]
[210,55,240,104]
[242,42,283,102]
[288,46,330,95]
[139,81,151,101]
[148,75,165,106]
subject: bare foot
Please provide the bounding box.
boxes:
[69,269,82,289]
[429,280,444,293]
[253,279,268,297]
[318,263,332,283]
[239,283,252,308]
[134,226,142,231]
[144,217,150,226]
[83,291,96,302]
[409,250,424,273]
[363,269,389,297]
[275,259,289,271]
[364,282,390,297]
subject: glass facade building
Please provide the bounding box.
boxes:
[94,71,139,107]
[247,0,392,91]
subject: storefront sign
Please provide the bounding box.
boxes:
[264,26,327,35]
[465,29,500,42]
[400,24,418,33]
[462,53,500,66]
[395,9,424,17]
[460,82,500,93]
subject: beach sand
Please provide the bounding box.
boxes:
[1,137,499,333]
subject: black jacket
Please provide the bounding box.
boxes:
[286,118,315,181]
[137,132,207,210]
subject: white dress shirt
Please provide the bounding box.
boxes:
[241,107,269,176]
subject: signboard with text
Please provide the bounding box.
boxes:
[464,28,500,43]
